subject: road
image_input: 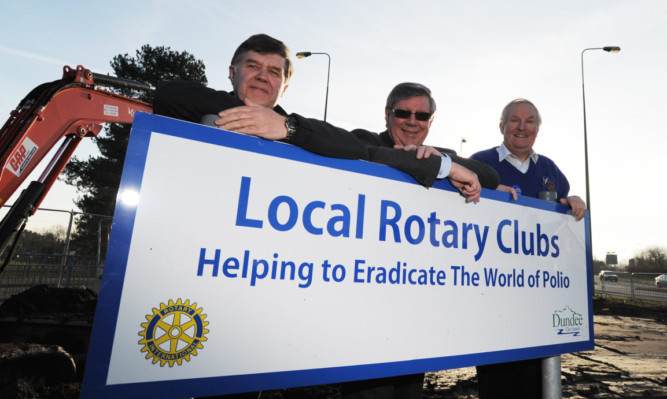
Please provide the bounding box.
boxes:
[595,276,667,303]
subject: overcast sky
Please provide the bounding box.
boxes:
[1,0,666,263]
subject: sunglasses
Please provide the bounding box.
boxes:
[391,109,432,122]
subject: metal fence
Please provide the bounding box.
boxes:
[594,271,667,303]
[0,206,112,303]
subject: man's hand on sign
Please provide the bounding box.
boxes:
[448,164,482,203]
[397,144,481,202]
[562,195,586,221]
[216,98,288,140]
[496,184,518,201]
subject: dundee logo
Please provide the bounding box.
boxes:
[552,305,584,337]
[138,298,209,367]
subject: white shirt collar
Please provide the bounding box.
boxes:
[497,143,539,173]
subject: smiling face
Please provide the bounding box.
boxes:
[228,50,289,108]
[501,102,539,161]
[385,95,434,147]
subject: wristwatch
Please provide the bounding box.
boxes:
[284,115,298,140]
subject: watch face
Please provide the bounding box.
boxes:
[285,116,297,138]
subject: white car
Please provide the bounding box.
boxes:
[655,274,667,288]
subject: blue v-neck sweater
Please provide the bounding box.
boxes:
[471,147,570,200]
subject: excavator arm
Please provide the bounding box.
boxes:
[0,65,153,270]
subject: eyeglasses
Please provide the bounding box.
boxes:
[391,109,432,122]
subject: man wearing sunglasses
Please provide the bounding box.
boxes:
[336,82,499,399]
[345,82,499,200]
[155,35,498,201]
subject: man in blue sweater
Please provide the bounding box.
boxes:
[470,98,585,398]
[471,98,586,220]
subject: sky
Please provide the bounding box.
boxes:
[1,0,666,264]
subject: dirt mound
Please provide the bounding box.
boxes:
[0,284,97,321]
[0,343,79,399]
[0,286,96,399]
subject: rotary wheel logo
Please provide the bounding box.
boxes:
[138,298,209,367]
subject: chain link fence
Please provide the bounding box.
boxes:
[594,271,667,303]
[0,206,112,303]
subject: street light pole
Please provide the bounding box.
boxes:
[580,46,620,259]
[540,45,622,399]
[296,51,331,122]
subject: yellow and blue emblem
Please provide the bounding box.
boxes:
[138,298,209,367]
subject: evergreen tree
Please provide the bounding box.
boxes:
[63,45,207,256]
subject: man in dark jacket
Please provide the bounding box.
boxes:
[153,34,498,202]
[347,82,496,200]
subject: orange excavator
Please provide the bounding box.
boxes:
[0,65,153,271]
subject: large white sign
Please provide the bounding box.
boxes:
[81,112,593,398]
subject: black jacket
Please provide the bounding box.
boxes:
[153,81,499,189]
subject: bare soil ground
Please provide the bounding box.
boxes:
[423,297,667,398]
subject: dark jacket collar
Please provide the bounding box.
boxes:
[379,131,395,147]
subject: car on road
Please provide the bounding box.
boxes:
[599,271,619,282]
[655,274,667,288]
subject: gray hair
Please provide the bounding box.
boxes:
[385,82,436,113]
[500,98,542,126]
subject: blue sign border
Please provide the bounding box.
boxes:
[81,112,593,398]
